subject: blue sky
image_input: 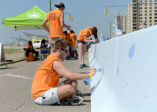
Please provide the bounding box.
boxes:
[0,0,130,43]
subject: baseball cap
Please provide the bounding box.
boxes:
[54,2,65,9]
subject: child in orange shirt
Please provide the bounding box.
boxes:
[70,30,78,59]
[26,41,39,62]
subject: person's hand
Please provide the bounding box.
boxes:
[90,68,97,77]
[93,39,96,42]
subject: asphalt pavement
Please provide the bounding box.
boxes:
[0,55,91,112]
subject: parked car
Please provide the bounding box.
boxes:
[32,38,48,49]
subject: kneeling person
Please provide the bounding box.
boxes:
[31,39,96,106]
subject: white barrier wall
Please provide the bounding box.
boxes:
[89,25,157,112]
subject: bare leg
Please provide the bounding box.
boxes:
[82,44,87,64]
[63,80,78,91]
[57,80,77,100]
[57,85,74,100]
[78,43,84,64]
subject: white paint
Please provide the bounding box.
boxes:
[89,25,157,112]
[0,74,33,80]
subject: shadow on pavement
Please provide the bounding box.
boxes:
[37,103,86,107]
[0,67,16,70]
[83,99,91,102]
[81,93,91,97]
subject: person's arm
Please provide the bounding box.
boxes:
[60,13,71,30]
[53,61,96,80]
[95,38,99,43]
[93,34,99,43]
[42,18,49,33]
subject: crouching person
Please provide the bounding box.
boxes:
[31,39,96,106]
[26,41,39,62]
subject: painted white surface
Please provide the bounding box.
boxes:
[89,25,157,112]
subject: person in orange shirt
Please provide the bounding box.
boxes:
[42,2,71,50]
[63,30,72,59]
[70,30,78,59]
[77,27,99,68]
[31,39,96,106]
[26,41,39,62]
[63,30,77,60]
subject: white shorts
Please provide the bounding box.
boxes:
[34,82,64,105]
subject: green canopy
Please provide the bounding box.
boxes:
[2,6,47,30]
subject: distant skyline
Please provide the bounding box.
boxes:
[0,0,130,43]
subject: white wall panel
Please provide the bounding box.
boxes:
[89,25,157,112]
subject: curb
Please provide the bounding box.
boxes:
[0,58,26,66]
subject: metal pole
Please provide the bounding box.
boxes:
[50,0,51,11]
[110,22,112,39]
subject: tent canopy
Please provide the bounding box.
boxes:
[2,6,47,30]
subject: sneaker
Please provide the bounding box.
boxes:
[74,57,78,60]
[60,98,71,105]
[60,96,84,106]
[69,57,75,60]
[80,64,84,69]
[83,64,87,67]
[71,96,84,106]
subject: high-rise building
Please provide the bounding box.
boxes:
[115,0,157,33]
[115,15,128,34]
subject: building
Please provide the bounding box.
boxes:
[115,0,157,33]
[115,15,128,34]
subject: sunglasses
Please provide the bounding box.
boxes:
[61,49,69,54]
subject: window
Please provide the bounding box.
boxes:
[34,41,40,43]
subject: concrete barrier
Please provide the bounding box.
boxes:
[89,25,157,112]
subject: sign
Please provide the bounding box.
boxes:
[0,43,7,68]
[0,43,5,62]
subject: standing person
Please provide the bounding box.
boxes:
[70,30,78,59]
[63,30,77,60]
[63,30,72,59]
[77,27,99,68]
[31,39,96,106]
[42,2,71,50]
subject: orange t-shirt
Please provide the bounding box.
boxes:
[26,52,35,62]
[64,31,73,45]
[77,27,92,42]
[70,33,76,47]
[47,9,64,38]
[31,53,60,99]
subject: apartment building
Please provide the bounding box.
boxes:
[115,15,128,33]
[116,0,157,33]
